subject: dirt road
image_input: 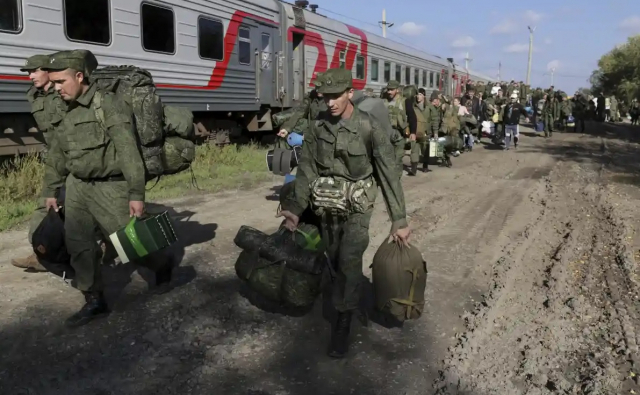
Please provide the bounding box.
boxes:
[2,122,640,395]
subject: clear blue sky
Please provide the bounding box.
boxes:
[315,0,640,94]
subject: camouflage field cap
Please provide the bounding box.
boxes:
[429,90,441,101]
[20,54,50,72]
[44,49,99,76]
[387,80,400,90]
[317,68,353,94]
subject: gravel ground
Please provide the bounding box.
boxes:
[2,121,640,395]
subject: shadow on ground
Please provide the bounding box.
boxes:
[0,245,453,395]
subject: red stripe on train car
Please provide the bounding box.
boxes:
[0,10,278,90]
[286,24,368,90]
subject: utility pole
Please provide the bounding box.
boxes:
[550,67,555,86]
[378,9,394,38]
[526,26,535,85]
[464,52,472,71]
[498,61,502,81]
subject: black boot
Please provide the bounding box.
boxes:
[65,291,110,328]
[421,162,430,173]
[328,311,352,358]
[408,162,418,176]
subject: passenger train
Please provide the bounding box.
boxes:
[0,0,493,155]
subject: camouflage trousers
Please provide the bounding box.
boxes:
[64,174,168,292]
[321,209,373,312]
[392,131,405,177]
[543,115,555,136]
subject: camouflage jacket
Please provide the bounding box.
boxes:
[281,105,408,232]
[542,98,560,119]
[42,83,146,201]
[27,84,66,145]
[281,91,327,133]
[441,104,460,135]
[423,103,441,137]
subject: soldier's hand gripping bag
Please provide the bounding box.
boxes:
[370,239,427,322]
[31,207,75,278]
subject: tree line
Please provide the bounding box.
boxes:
[589,35,640,104]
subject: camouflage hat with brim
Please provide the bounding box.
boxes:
[43,49,99,77]
[429,91,441,101]
[387,80,400,90]
[317,68,353,94]
[20,55,50,72]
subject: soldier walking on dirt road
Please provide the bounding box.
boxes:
[277,68,411,358]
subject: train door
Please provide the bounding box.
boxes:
[256,26,278,105]
[290,32,305,103]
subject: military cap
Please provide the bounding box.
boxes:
[429,91,441,101]
[20,54,50,72]
[387,80,400,89]
[316,68,353,94]
[44,49,99,76]
[418,88,426,96]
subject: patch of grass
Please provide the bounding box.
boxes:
[0,143,270,232]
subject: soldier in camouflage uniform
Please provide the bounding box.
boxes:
[542,92,560,138]
[384,80,409,176]
[10,55,66,271]
[278,68,410,358]
[277,73,328,144]
[42,50,173,328]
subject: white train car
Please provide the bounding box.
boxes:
[0,0,492,155]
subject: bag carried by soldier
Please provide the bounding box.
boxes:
[90,66,197,179]
[233,225,325,308]
[31,207,75,279]
[370,239,427,322]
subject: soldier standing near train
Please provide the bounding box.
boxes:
[277,72,327,142]
[401,85,421,176]
[11,54,67,272]
[277,68,410,358]
[42,50,173,327]
[384,80,409,177]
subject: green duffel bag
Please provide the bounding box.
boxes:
[370,239,427,322]
[234,249,322,307]
[163,104,195,140]
[161,136,196,175]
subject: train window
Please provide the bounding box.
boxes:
[371,59,379,82]
[261,33,271,70]
[0,0,21,33]
[383,61,390,83]
[64,0,110,45]
[339,50,346,69]
[414,69,419,86]
[429,72,434,88]
[356,55,365,79]
[422,70,427,87]
[238,26,251,65]
[141,3,175,54]
[395,64,401,83]
[198,17,224,61]
[405,67,410,85]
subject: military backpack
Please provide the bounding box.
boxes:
[90,66,196,180]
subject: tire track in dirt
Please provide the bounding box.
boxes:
[434,139,640,394]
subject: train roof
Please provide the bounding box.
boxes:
[280,1,493,82]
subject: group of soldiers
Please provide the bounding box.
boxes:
[11,50,173,328]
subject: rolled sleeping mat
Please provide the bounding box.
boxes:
[266,147,302,176]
